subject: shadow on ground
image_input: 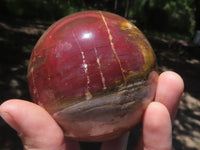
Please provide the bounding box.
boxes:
[0,17,200,150]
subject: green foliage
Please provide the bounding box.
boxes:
[1,0,196,38]
[130,0,195,37]
[163,0,195,35]
[3,0,86,20]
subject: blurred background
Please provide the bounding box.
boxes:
[0,0,199,149]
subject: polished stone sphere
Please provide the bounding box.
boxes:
[28,11,158,141]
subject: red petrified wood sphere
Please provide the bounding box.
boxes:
[28,11,158,141]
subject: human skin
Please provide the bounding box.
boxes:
[0,71,184,150]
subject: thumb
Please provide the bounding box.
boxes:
[0,99,66,150]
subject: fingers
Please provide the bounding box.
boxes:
[143,102,172,150]
[135,71,183,150]
[0,99,67,150]
[155,71,184,119]
[101,71,183,150]
[101,132,129,150]
[142,71,183,150]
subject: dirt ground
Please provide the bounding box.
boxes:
[0,17,200,150]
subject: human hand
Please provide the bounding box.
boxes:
[0,71,184,150]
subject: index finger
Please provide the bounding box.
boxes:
[155,71,184,119]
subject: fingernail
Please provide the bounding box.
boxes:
[0,112,21,132]
[0,112,12,122]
